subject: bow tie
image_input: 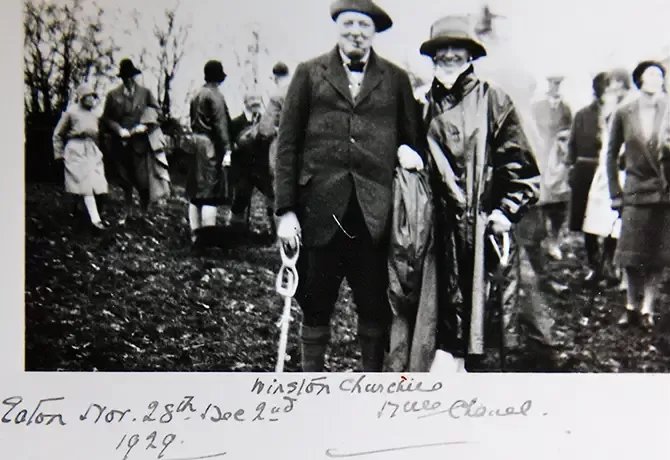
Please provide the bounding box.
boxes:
[347,61,365,73]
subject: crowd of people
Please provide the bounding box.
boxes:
[50,0,670,373]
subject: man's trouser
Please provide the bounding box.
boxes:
[295,196,391,372]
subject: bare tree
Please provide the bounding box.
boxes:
[24,0,118,117]
[153,2,191,120]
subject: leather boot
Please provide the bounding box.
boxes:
[300,324,330,372]
[358,323,388,372]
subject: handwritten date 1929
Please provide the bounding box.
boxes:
[115,431,177,460]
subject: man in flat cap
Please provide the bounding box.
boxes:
[274,0,425,372]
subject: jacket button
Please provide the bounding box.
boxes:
[350,137,356,144]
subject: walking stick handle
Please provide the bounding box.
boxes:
[489,232,511,267]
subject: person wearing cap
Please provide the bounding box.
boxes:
[416,15,541,372]
[531,75,573,261]
[274,0,425,372]
[259,61,292,191]
[53,82,108,231]
[607,60,669,330]
[186,60,233,244]
[101,58,160,225]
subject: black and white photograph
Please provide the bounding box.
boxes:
[23,0,670,374]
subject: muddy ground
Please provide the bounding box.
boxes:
[25,181,670,373]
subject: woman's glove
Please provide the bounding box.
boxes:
[488,209,512,235]
[397,144,424,171]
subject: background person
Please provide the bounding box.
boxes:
[53,82,108,231]
[607,60,669,329]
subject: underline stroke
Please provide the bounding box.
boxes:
[325,440,475,457]
[163,452,227,460]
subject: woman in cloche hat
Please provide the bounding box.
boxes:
[53,82,108,231]
[389,15,547,373]
[607,59,669,330]
[185,60,234,245]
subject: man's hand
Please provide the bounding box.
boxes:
[398,144,424,171]
[222,150,232,167]
[488,209,512,235]
[119,128,131,139]
[276,211,301,251]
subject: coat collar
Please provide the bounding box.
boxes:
[630,95,668,178]
[322,46,385,107]
[114,82,144,111]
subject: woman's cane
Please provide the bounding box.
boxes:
[488,232,511,371]
[274,237,300,372]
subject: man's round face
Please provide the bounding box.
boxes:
[336,11,375,60]
[433,46,471,74]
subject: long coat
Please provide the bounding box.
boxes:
[607,95,670,268]
[607,96,670,206]
[101,84,160,191]
[187,84,233,205]
[53,103,108,196]
[424,71,540,359]
[566,100,603,231]
[274,47,425,248]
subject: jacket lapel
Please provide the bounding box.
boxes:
[131,86,144,114]
[650,96,668,152]
[631,100,664,178]
[354,51,384,107]
[323,47,354,105]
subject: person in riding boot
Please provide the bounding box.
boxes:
[274,0,425,372]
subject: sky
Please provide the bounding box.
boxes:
[74,0,670,119]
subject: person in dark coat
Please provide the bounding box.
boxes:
[608,60,669,329]
[101,58,160,225]
[567,72,612,282]
[186,60,233,243]
[229,93,273,227]
[416,15,542,372]
[274,0,425,372]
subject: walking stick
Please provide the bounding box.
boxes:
[275,237,300,372]
[488,232,511,371]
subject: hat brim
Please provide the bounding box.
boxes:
[419,37,487,60]
[118,68,142,79]
[632,60,666,89]
[331,7,393,32]
[206,71,227,83]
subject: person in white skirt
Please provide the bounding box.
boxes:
[582,70,632,291]
[52,82,108,231]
